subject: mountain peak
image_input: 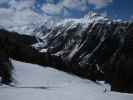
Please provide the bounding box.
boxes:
[83,12,111,22]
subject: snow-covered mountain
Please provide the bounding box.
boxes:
[32,12,111,46]
[0,12,133,93]
[33,12,128,62]
[32,12,133,93]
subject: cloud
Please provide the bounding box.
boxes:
[0,0,36,9]
[41,0,88,16]
[0,0,49,34]
[42,3,63,16]
[88,0,113,9]
[0,0,10,8]
[0,0,9,4]
[62,0,87,11]
[41,0,113,16]
[45,0,57,4]
[0,0,38,26]
[131,15,133,19]
[0,8,14,27]
[9,0,36,10]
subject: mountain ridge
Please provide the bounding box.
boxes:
[0,13,133,93]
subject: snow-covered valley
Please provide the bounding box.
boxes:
[0,60,133,100]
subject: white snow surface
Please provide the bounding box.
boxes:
[0,60,133,100]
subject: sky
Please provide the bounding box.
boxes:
[33,0,133,19]
[0,0,132,25]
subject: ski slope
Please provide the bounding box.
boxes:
[0,60,133,100]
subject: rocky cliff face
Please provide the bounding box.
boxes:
[35,13,128,66]
[33,13,133,93]
[0,13,133,93]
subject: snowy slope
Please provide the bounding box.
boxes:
[0,60,133,100]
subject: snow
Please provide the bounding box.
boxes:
[56,12,111,29]
[0,60,133,100]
